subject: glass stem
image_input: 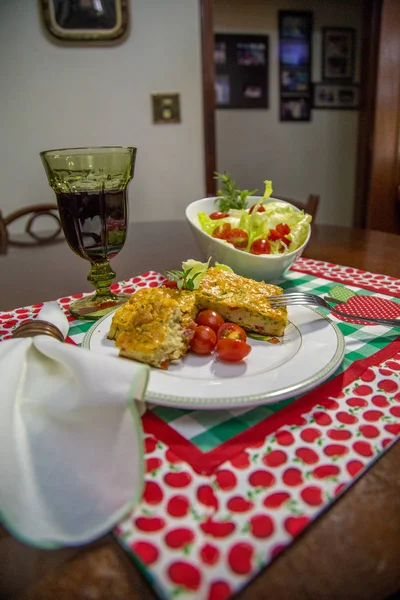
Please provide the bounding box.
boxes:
[87,261,117,299]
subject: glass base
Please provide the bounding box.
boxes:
[69,293,131,320]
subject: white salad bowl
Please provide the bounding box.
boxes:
[185,196,311,282]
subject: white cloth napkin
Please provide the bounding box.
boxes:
[0,302,149,548]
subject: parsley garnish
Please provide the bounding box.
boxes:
[214,171,257,212]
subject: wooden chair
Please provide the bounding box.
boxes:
[0,204,63,255]
[272,193,320,221]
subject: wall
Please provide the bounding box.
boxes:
[214,0,363,226]
[0,0,204,231]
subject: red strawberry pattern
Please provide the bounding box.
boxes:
[228,542,254,575]
[131,541,159,566]
[167,495,190,518]
[168,560,201,590]
[197,485,219,510]
[200,543,220,565]
[248,469,275,487]
[248,514,274,538]
[116,351,399,598]
[165,527,195,550]
[292,258,400,297]
[143,481,163,505]
[2,267,400,599]
[330,295,400,326]
[227,496,254,513]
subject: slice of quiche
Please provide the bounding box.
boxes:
[108,287,198,369]
[196,267,287,336]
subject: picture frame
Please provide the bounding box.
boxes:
[279,10,312,40]
[313,82,360,109]
[214,33,269,109]
[278,11,312,122]
[281,67,309,94]
[39,0,129,44]
[322,27,355,81]
[279,39,310,67]
[280,96,311,121]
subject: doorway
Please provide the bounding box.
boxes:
[200,0,400,231]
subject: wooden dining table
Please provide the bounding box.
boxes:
[1,222,400,600]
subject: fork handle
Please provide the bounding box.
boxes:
[331,306,400,328]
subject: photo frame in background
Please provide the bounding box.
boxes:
[322,28,355,80]
[279,11,313,122]
[313,82,360,109]
[281,96,311,121]
[39,0,129,44]
[214,34,269,109]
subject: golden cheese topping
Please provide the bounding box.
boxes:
[161,288,199,328]
[196,267,287,336]
[114,288,180,353]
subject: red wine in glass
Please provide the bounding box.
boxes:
[56,189,128,263]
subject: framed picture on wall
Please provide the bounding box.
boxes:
[322,28,355,80]
[39,0,129,44]
[214,33,269,109]
[279,10,313,122]
[280,11,312,40]
[279,39,310,66]
[281,67,309,93]
[281,96,311,121]
[313,82,360,109]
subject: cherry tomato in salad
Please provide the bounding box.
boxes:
[217,322,247,342]
[250,238,271,255]
[209,211,229,220]
[249,204,265,214]
[212,223,231,239]
[163,280,178,288]
[281,236,291,247]
[268,229,281,242]
[216,338,251,362]
[223,228,248,249]
[190,325,217,355]
[196,309,225,333]
[276,222,291,236]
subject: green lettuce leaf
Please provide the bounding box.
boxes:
[197,198,311,255]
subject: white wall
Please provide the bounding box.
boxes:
[214,0,363,226]
[0,0,204,230]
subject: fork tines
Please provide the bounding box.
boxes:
[267,293,321,307]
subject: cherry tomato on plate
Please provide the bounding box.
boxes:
[212,223,231,239]
[216,338,251,362]
[217,322,247,342]
[249,204,265,214]
[209,211,229,220]
[163,280,178,288]
[250,238,271,255]
[196,309,225,333]
[190,325,217,355]
[223,228,248,249]
[276,222,291,236]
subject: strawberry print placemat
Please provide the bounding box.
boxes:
[1,258,400,599]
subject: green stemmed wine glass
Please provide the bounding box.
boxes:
[40,146,136,320]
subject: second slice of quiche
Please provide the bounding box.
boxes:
[196,267,287,336]
[108,287,198,369]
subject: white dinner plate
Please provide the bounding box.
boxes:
[82,306,345,410]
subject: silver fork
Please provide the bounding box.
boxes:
[267,293,400,328]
